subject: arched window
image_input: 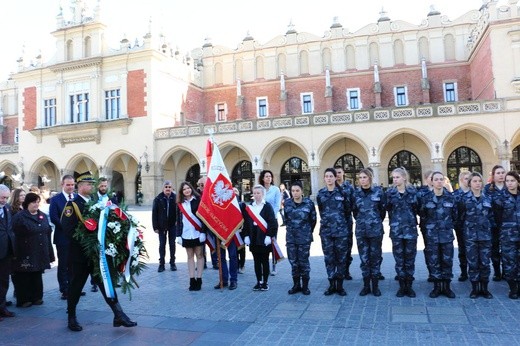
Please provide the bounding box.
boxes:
[231,160,254,202]
[255,56,264,80]
[214,62,223,84]
[277,53,287,75]
[394,39,404,65]
[335,154,365,185]
[512,145,520,171]
[185,164,200,189]
[447,146,482,187]
[66,39,74,61]
[322,48,332,72]
[299,51,309,75]
[444,34,455,61]
[387,150,422,186]
[346,45,356,70]
[369,42,379,65]
[84,36,91,58]
[419,37,430,61]
[280,157,311,197]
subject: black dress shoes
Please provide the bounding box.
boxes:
[68,316,83,332]
[229,282,237,290]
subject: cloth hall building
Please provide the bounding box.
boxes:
[1,0,520,204]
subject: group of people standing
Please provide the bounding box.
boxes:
[283,164,520,300]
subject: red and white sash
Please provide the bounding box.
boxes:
[245,205,268,234]
[178,202,202,231]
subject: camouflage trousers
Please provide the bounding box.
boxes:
[426,241,454,280]
[420,228,432,275]
[464,239,491,282]
[320,235,349,279]
[286,243,311,278]
[491,227,502,270]
[356,235,383,279]
[501,240,520,281]
[454,228,468,270]
[391,238,417,279]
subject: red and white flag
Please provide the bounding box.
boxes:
[197,137,244,244]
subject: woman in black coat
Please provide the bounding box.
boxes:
[12,192,54,307]
[243,185,278,291]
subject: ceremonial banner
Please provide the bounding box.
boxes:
[197,137,243,244]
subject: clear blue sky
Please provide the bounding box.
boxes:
[0,0,484,80]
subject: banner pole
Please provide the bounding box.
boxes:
[217,237,223,289]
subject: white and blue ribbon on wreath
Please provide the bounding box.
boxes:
[98,206,116,299]
[125,226,137,283]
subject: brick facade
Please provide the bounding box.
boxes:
[127,70,147,117]
[22,86,36,131]
[470,35,494,100]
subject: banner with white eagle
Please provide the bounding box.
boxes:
[196,137,244,244]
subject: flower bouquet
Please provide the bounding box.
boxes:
[73,201,148,299]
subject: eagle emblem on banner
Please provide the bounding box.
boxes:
[211,176,234,207]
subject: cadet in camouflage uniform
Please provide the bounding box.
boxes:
[386,168,418,298]
[493,171,520,299]
[484,165,507,281]
[458,172,493,299]
[419,171,457,298]
[335,166,355,280]
[317,168,351,296]
[417,170,433,282]
[452,171,471,282]
[353,168,387,297]
[284,181,317,295]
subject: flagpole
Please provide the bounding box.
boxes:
[216,237,223,289]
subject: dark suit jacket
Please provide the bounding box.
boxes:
[50,193,76,246]
[60,195,88,263]
[0,204,14,259]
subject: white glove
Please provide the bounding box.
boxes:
[176,236,182,245]
[264,236,272,246]
[244,236,250,245]
[199,233,206,243]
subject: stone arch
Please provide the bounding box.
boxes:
[0,160,18,189]
[28,156,60,191]
[318,133,369,167]
[379,130,432,184]
[255,55,264,80]
[161,146,200,190]
[369,42,379,65]
[418,37,430,61]
[322,47,332,72]
[104,151,140,205]
[84,36,91,58]
[394,39,405,65]
[443,125,499,175]
[444,33,456,61]
[299,50,309,75]
[214,62,223,84]
[345,44,356,70]
[65,154,99,177]
[261,137,308,168]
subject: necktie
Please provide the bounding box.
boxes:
[0,207,3,218]
[69,193,73,201]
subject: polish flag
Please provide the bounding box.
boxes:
[197,137,244,244]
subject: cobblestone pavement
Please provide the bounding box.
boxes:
[1,207,520,345]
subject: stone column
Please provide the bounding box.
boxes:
[236,96,245,120]
[369,163,381,186]
[431,158,444,172]
[309,166,320,201]
[498,140,512,170]
[373,82,382,108]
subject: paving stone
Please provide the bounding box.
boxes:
[392,314,429,323]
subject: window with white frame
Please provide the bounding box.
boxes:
[69,92,89,123]
[347,88,362,110]
[43,98,56,127]
[257,97,268,118]
[301,93,314,114]
[394,86,408,107]
[215,102,227,122]
[105,89,121,120]
[14,128,19,143]
[443,82,458,103]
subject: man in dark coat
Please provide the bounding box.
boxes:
[152,180,177,272]
[49,174,77,300]
[0,184,14,320]
[62,172,136,332]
